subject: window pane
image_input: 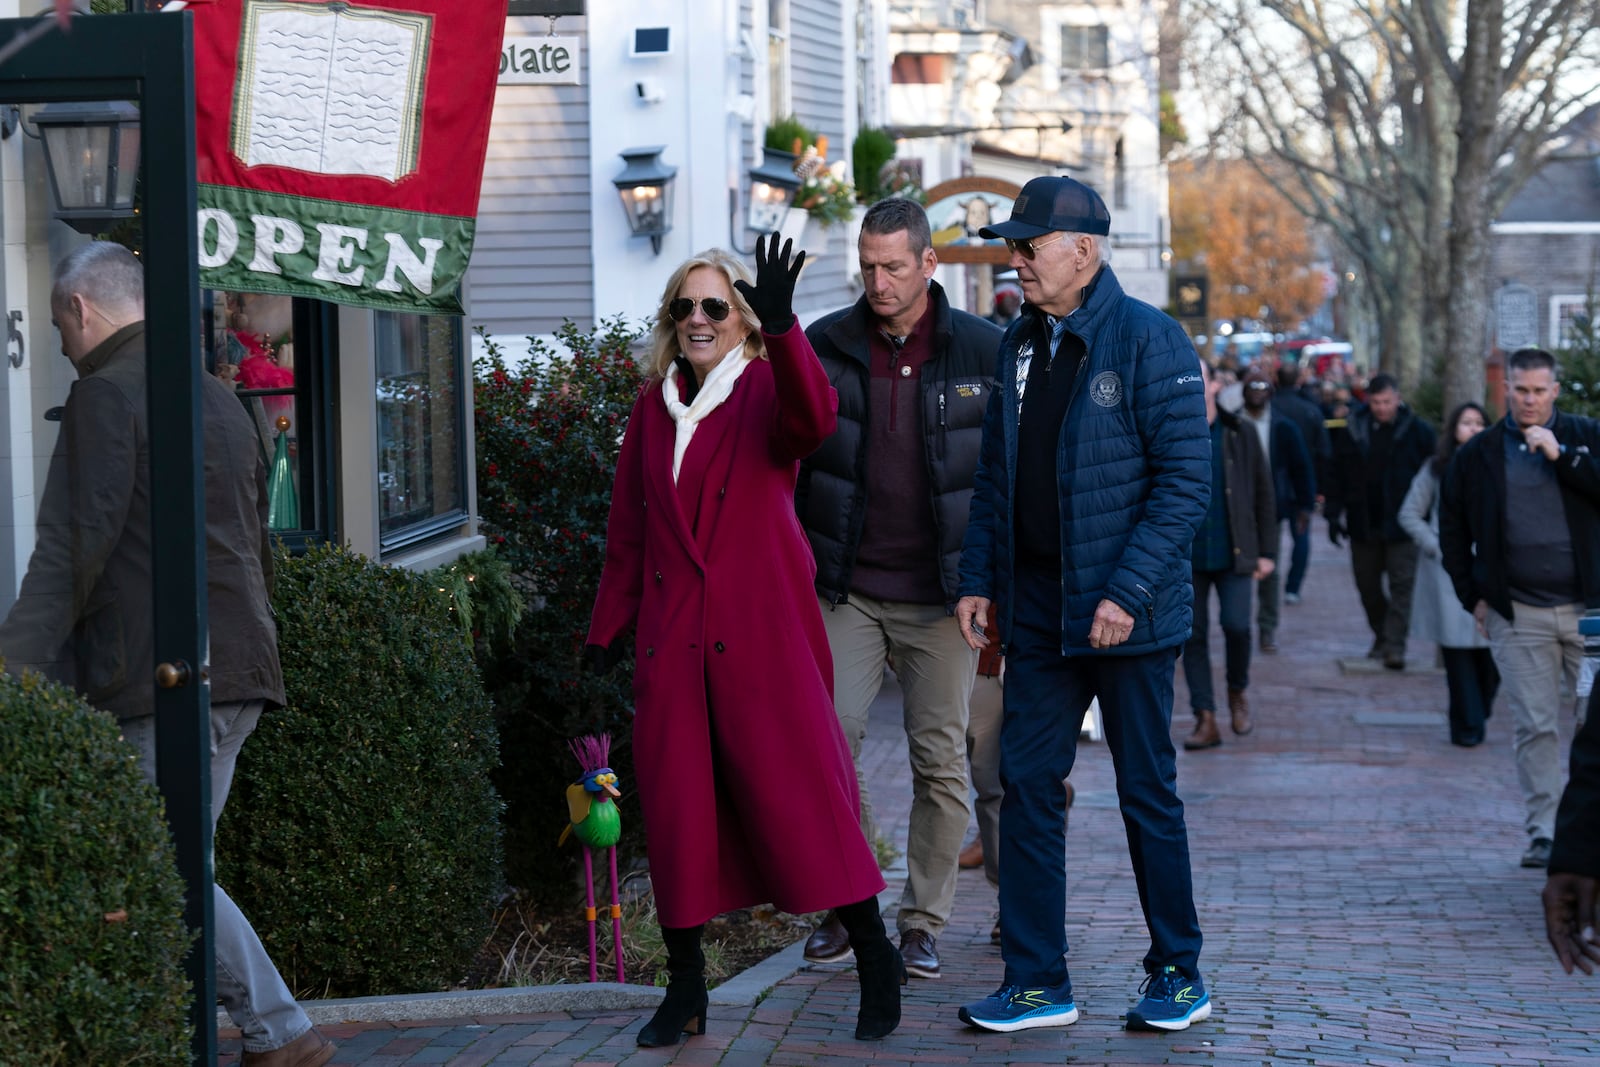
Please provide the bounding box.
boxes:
[203,290,303,532]
[1062,25,1109,69]
[373,312,466,544]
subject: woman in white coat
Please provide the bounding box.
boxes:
[1398,402,1498,746]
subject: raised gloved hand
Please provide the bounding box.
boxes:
[733,233,805,334]
[1327,517,1347,548]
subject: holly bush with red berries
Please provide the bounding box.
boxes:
[474,317,648,894]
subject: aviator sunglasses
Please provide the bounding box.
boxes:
[1003,232,1069,260]
[668,297,732,322]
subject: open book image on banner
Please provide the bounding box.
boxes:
[193,0,505,314]
[231,0,431,182]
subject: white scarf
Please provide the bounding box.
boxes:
[662,343,752,482]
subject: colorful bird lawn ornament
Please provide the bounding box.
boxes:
[559,733,625,983]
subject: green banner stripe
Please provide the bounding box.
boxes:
[196,184,473,315]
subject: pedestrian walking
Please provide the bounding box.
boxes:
[1184,359,1276,750]
[1324,373,1435,668]
[1543,685,1600,974]
[955,174,1212,1034]
[1274,362,1332,606]
[1441,347,1600,870]
[0,241,336,1067]
[1236,366,1314,654]
[585,237,903,1045]
[1397,402,1498,747]
[795,198,1001,980]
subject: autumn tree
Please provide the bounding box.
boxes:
[1184,0,1600,413]
[1170,157,1326,331]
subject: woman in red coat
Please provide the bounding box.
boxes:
[586,237,903,1046]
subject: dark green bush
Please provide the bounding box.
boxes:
[852,127,897,203]
[765,114,817,155]
[474,319,646,896]
[0,673,191,1065]
[215,543,503,998]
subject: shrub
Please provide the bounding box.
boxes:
[474,319,647,896]
[1559,297,1600,419]
[852,127,897,203]
[215,543,503,997]
[0,673,191,1065]
[765,114,817,156]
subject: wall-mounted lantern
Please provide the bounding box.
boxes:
[745,147,802,234]
[611,145,675,255]
[22,99,142,235]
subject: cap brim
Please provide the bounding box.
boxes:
[979,219,1054,240]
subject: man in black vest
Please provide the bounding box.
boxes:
[795,198,1001,980]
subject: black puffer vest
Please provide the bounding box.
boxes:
[797,282,1001,610]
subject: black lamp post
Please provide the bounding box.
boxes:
[31,99,140,235]
[612,145,676,255]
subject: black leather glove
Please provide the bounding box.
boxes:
[733,232,805,334]
[1327,518,1346,547]
[582,643,622,674]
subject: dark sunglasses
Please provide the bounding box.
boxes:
[1245,381,1272,391]
[1003,232,1068,260]
[668,297,732,322]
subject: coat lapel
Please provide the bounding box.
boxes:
[641,388,707,571]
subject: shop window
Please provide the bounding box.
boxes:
[373,311,467,554]
[1550,294,1593,348]
[202,290,334,548]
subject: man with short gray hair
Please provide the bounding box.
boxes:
[1442,347,1600,871]
[0,241,336,1067]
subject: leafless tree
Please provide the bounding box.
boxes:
[1184,0,1600,412]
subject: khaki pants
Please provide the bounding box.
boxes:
[1486,601,1584,842]
[821,593,976,935]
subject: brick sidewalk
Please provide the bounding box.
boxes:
[226,524,1598,1065]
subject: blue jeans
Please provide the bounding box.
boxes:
[1286,519,1311,596]
[997,566,1203,986]
[125,702,313,1054]
[1185,568,1253,713]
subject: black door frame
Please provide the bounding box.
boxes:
[0,12,211,1063]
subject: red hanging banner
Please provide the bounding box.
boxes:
[193,0,508,313]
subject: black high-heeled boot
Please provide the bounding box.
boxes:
[835,897,906,1040]
[637,924,708,1047]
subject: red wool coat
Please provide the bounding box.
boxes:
[587,324,885,928]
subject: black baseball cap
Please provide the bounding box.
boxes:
[979,175,1111,239]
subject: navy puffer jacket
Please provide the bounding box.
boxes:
[958,266,1210,656]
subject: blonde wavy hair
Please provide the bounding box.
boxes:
[646,248,767,379]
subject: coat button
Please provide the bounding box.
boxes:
[655,571,663,582]
[899,364,911,377]
[719,487,726,498]
[714,641,726,653]
[645,647,654,657]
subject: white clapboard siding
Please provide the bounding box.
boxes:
[787,0,856,315]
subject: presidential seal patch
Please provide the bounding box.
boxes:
[1090,370,1123,408]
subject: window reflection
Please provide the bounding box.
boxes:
[374,311,464,546]
[202,289,301,531]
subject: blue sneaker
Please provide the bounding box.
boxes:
[958,981,1079,1032]
[1125,966,1211,1031]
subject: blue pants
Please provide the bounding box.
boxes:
[1286,520,1311,596]
[998,566,1203,987]
[1185,568,1252,712]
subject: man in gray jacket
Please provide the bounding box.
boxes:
[0,242,334,1067]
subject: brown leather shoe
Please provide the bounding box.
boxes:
[803,911,853,964]
[1184,710,1221,750]
[241,1029,336,1067]
[958,837,984,869]
[1228,688,1254,736]
[899,928,941,979]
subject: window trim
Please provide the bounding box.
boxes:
[1550,293,1592,348]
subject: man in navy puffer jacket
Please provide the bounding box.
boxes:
[954,176,1213,1036]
